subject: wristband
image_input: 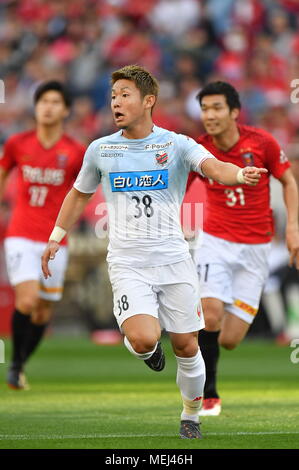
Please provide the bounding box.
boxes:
[236,168,245,184]
[49,226,66,243]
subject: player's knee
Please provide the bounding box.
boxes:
[175,343,199,358]
[129,334,160,354]
[172,334,199,358]
[202,302,223,331]
[203,312,222,331]
[219,336,239,350]
[16,295,39,314]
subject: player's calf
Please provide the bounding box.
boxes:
[124,337,165,371]
[31,300,53,325]
[219,325,245,349]
[175,348,206,435]
[220,311,251,350]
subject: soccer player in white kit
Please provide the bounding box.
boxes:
[41,65,266,439]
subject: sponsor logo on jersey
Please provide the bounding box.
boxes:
[155,150,168,166]
[110,169,168,192]
[99,144,129,151]
[100,152,123,158]
[280,149,288,164]
[144,141,173,151]
[241,152,254,166]
[21,165,65,185]
[197,305,201,317]
[56,153,68,168]
[234,299,258,316]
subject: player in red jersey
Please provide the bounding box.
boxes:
[187,81,299,416]
[0,81,85,389]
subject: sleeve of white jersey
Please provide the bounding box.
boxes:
[179,134,215,176]
[73,141,101,194]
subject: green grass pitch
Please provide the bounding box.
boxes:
[0,336,298,450]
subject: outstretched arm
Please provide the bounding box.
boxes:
[41,187,93,278]
[279,168,299,269]
[201,158,268,186]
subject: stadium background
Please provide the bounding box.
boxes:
[1,0,299,342]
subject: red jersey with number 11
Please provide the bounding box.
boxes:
[0,131,85,244]
[189,125,290,244]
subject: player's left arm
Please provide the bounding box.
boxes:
[0,167,9,202]
[0,136,17,201]
[200,158,268,186]
[263,130,299,269]
[278,168,299,269]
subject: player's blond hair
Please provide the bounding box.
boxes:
[111,65,159,111]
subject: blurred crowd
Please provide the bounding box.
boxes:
[1,0,299,338]
[0,0,299,151]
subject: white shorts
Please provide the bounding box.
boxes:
[108,258,205,334]
[194,232,272,324]
[4,237,68,301]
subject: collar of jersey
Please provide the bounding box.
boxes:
[118,125,157,142]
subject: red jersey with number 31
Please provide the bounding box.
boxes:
[188,125,290,244]
[0,131,85,244]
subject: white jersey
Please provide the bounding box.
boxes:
[74,125,214,267]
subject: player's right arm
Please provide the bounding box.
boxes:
[41,187,94,278]
[180,134,267,186]
[201,158,267,186]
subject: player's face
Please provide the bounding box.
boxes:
[111,79,152,130]
[35,91,69,126]
[200,95,239,136]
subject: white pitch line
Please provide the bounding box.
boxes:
[0,431,299,440]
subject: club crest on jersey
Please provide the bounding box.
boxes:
[197,304,201,318]
[155,150,168,166]
[20,155,31,162]
[280,149,288,164]
[241,152,254,166]
[56,154,68,168]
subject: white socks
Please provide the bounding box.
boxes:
[124,338,205,423]
[176,348,206,423]
[124,336,158,361]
